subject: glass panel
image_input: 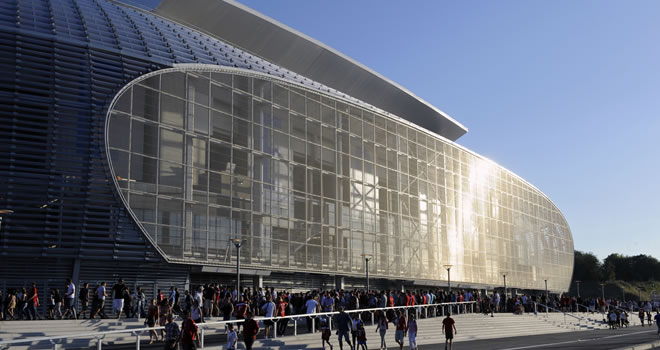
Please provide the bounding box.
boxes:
[211,83,232,113]
[159,161,184,197]
[161,72,186,97]
[233,118,252,148]
[273,84,289,108]
[108,113,130,150]
[273,106,289,131]
[161,94,185,129]
[211,110,232,143]
[254,100,271,127]
[132,85,159,121]
[193,104,209,135]
[233,91,252,121]
[209,141,231,173]
[188,74,209,106]
[160,128,184,163]
[130,193,156,223]
[253,78,272,101]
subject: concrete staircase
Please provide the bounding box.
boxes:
[0,311,645,349]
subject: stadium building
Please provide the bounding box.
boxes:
[0,0,573,307]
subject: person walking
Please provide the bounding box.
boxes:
[226,323,238,350]
[408,313,418,350]
[159,298,172,340]
[91,282,107,319]
[112,279,126,319]
[53,288,63,319]
[355,321,367,350]
[306,294,320,333]
[180,311,199,350]
[334,306,353,350]
[134,286,146,319]
[261,295,276,338]
[320,315,333,350]
[164,313,180,350]
[26,282,40,320]
[276,296,289,336]
[654,310,660,335]
[79,283,89,319]
[394,310,407,350]
[146,299,160,344]
[242,311,260,350]
[62,278,76,319]
[442,313,457,350]
[375,310,388,350]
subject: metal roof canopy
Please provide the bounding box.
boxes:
[152,0,468,141]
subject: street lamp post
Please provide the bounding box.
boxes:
[502,273,508,300]
[230,238,245,297]
[600,283,605,300]
[575,280,581,298]
[443,265,453,293]
[544,279,548,297]
[361,254,373,292]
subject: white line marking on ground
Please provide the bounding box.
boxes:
[498,330,656,350]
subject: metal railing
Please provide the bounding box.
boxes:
[0,301,477,349]
[534,302,589,327]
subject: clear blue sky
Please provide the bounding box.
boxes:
[233,0,660,261]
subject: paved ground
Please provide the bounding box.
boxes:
[421,326,660,350]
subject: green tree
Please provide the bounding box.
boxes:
[573,250,602,281]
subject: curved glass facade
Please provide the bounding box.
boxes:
[106,67,573,291]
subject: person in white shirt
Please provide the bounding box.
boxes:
[62,278,76,319]
[305,295,320,333]
[226,323,238,350]
[261,296,276,338]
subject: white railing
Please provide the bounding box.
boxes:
[534,302,589,327]
[0,301,477,349]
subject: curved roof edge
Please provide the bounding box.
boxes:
[150,0,468,141]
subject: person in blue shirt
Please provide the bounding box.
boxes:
[654,311,660,335]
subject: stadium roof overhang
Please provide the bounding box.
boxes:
[151,0,468,141]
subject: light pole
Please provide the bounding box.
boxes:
[638,288,642,302]
[361,253,373,292]
[575,280,581,298]
[600,283,605,300]
[544,279,548,297]
[443,265,453,293]
[502,273,508,301]
[230,238,245,297]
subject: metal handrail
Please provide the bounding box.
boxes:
[0,301,477,349]
[535,302,588,326]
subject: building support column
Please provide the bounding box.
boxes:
[335,276,345,290]
[253,275,263,290]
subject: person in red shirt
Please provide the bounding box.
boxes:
[394,310,407,350]
[442,313,457,350]
[276,296,289,336]
[180,311,199,350]
[235,296,250,332]
[242,311,260,350]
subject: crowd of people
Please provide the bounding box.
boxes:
[2,278,660,349]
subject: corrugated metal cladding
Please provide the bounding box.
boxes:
[0,0,391,297]
[0,1,251,291]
